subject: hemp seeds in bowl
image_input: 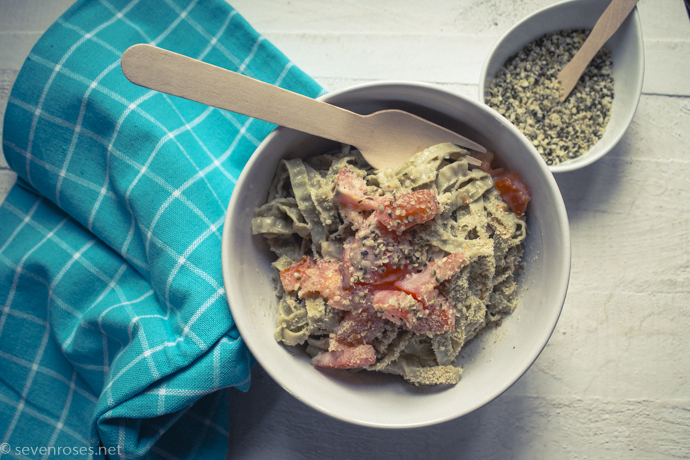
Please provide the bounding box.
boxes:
[485,30,613,167]
[479,0,644,173]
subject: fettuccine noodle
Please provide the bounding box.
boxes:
[252,143,527,385]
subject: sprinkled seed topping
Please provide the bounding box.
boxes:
[485,29,613,166]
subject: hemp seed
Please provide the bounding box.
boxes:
[485,29,613,165]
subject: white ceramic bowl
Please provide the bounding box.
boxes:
[479,0,644,173]
[222,81,571,428]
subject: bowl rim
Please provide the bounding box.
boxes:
[478,0,645,173]
[221,80,571,428]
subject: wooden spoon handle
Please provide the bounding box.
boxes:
[121,44,361,145]
[558,0,638,101]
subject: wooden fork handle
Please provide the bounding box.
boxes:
[558,0,638,101]
[121,44,361,145]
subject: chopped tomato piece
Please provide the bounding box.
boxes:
[312,344,376,369]
[430,251,467,281]
[300,258,345,300]
[395,251,467,304]
[372,290,420,328]
[334,167,367,206]
[469,151,530,218]
[341,238,355,288]
[375,190,439,232]
[343,216,413,286]
[330,307,386,350]
[334,167,388,230]
[372,288,455,334]
[279,256,315,293]
[327,284,373,311]
[334,166,383,212]
[340,206,366,230]
[493,171,531,217]
[366,265,412,288]
[280,256,348,303]
[409,296,455,335]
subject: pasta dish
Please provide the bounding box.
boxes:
[251,143,530,385]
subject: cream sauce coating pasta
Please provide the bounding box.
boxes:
[252,143,527,385]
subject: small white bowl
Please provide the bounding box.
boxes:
[479,0,644,173]
[222,81,571,428]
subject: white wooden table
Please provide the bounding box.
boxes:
[2,1,689,459]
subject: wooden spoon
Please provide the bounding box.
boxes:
[120,44,486,170]
[558,0,638,101]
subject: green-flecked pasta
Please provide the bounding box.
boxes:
[252,143,528,386]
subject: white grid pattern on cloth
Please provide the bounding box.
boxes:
[22,0,143,188]
[0,0,323,457]
[161,0,250,76]
[5,214,133,386]
[10,47,252,257]
[54,59,122,209]
[186,390,223,458]
[15,41,264,207]
[3,137,121,202]
[42,370,78,460]
[0,215,69,336]
[85,1,250,249]
[165,100,241,186]
[0,210,123,396]
[0,392,89,445]
[2,200,133,344]
[0,199,42,333]
[88,88,158,234]
[149,0,200,48]
[125,405,188,459]
[0,349,97,403]
[2,326,53,448]
[197,10,239,61]
[6,95,241,274]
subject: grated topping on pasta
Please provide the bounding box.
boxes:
[251,143,528,386]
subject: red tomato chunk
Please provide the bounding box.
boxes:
[409,296,455,335]
[334,166,383,212]
[330,307,387,349]
[372,290,420,328]
[312,345,376,369]
[493,172,531,217]
[395,251,468,304]
[279,256,315,293]
[375,190,439,232]
[469,152,531,217]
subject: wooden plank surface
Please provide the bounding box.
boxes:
[0,1,689,459]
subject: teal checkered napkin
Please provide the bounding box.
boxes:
[0,0,323,458]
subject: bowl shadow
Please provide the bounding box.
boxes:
[553,135,634,225]
[226,364,532,459]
